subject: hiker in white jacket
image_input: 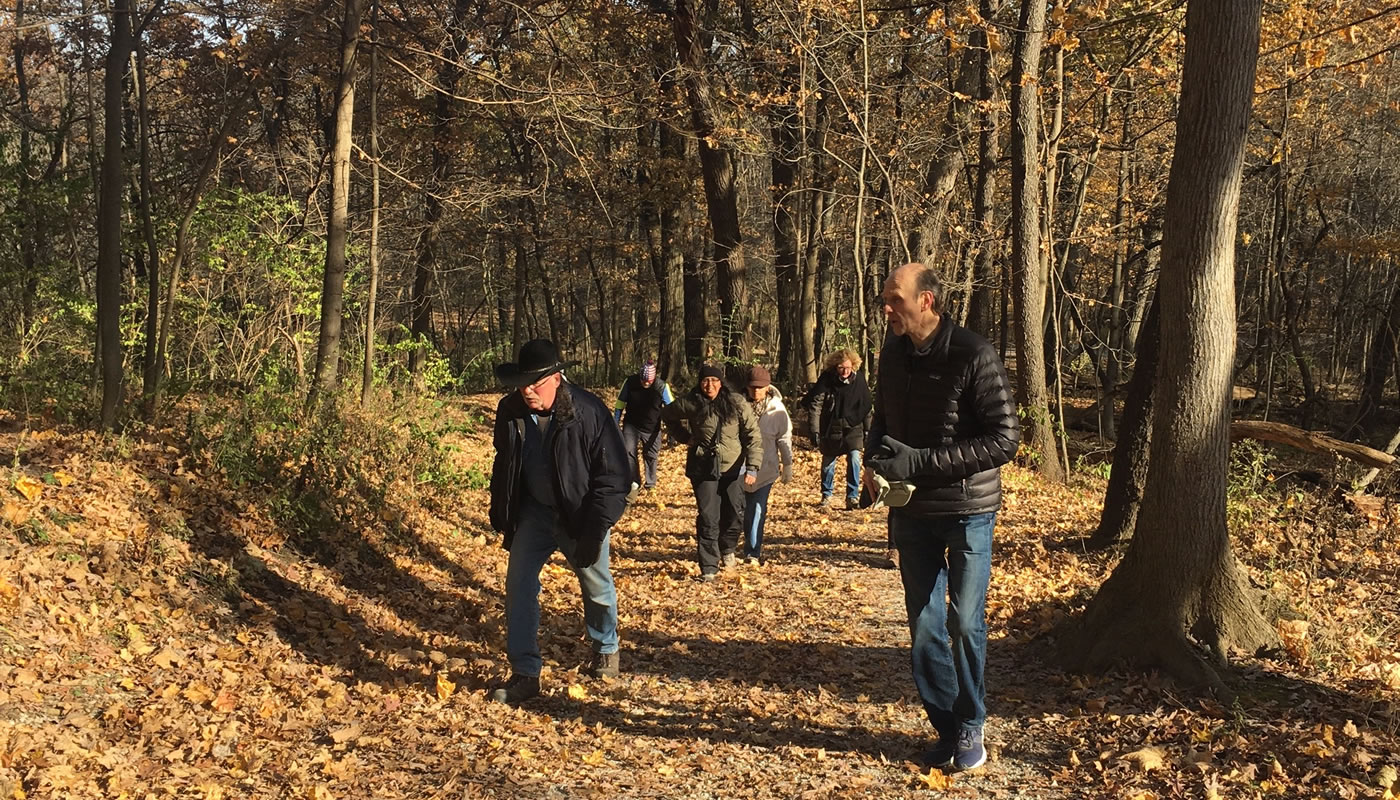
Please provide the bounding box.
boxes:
[741,366,794,565]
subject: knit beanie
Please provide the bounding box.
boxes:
[698,364,724,381]
[640,359,657,383]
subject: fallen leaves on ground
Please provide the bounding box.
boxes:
[0,396,1396,799]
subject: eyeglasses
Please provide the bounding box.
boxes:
[520,373,557,395]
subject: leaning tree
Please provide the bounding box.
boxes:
[1061,0,1276,688]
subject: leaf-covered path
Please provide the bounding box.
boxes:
[1,398,1397,798]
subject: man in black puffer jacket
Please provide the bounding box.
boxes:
[864,263,1020,773]
[487,339,630,704]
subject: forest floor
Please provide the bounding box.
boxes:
[0,392,1398,799]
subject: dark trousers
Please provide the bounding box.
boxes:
[691,463,744,575]
[621,422,662,489]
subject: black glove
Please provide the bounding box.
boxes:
[572,534,603,569]
[866,435,932,482]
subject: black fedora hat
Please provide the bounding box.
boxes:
[495,339,581,387]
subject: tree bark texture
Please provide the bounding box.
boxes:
[311,0,368,400]
[1063,0,1275,689]
[96,0,134,430]
[1008,0,1064,481]
[674,0,747,362]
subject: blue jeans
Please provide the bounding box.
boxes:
[821,449,862,502]
[890,509,995,737]
[743,481,774,559]
[504,500,618,678]
[621,422,662,489]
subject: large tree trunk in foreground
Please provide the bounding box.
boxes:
[1062,0,1275,690]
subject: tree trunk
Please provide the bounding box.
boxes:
[96,0,134,430]
[13,0,39,337]
[310,0,367,402]
[361,3,381,406]
[800,80,834,384]
[1090,292,1159,548]
[1062,0,1275,689]
[1008,0,1064,481]
[771,80,802,383]
[905,29,980,266]
[674,0,746,362]
[1354,277,1400,434]
[134,44,162,414]
[407,0,468,382]
[683,251,707,368]
[657,125,689,382]
[964,0,1000,336]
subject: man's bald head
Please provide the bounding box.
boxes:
[888,263,943,314]
[882,262,944,345]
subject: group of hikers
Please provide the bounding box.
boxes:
[485,262,1022,773]
[613,350,870,575]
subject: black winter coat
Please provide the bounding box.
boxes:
[868,320,1021,516]
[488,382,630,550]
[803,369,872,456]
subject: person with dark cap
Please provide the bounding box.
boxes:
[613,358,674,498]
[661,365,764,581]
[487,339,631,704]
[741,366,793,565]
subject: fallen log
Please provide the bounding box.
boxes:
[1229,420,1395,470]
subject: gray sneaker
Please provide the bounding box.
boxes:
[953,727,987,771]
[489,674,540,704]
[721,552,737,568]
[590,651,620,679]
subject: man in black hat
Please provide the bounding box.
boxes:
[487,339,631,704]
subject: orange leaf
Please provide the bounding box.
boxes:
[917,768,953,790]
[435,672,455,702]
[12,475,42,502]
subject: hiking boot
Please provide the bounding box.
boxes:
[489,674,540,705]
[918,734,957,770]
[819,495,833,510]
[695,572,718,583]
[845,496,859,511]
[590,651,620,679]
[721,552,737,568]
[953,727,987,771]
[882,549,899,570]
[745,556,760,566]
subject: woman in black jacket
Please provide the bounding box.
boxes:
[802,349,872,510]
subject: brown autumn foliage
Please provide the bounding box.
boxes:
[0,394,1397,799]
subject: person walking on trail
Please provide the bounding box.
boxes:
[487,339,631,704]
[803,348,872,511]
[661,365,763,581]
[741,366,793,566]
[863,263,1020,771]
[614,358,673,500]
